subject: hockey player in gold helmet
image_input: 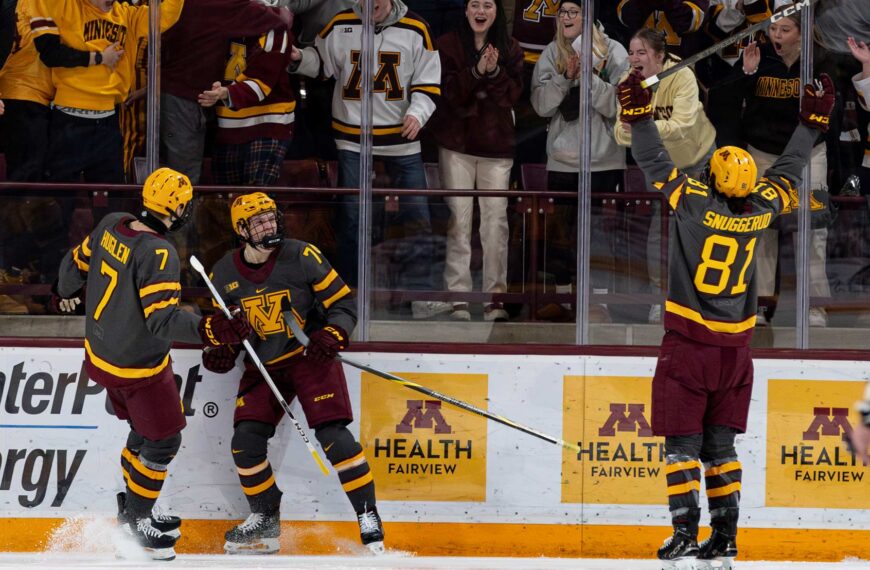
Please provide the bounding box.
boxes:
[140,167,195,233]
[230,191,283,249]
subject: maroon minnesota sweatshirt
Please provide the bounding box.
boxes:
[160,0,289,101]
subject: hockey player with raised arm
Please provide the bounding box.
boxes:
[616,70,835,569]
[54,168,252,560]
[203,192,383,555]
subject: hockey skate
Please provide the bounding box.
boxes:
[357,508,385,555]
[657,528,699,570]
[224,511,281,554]
[696,529,737,570]
[121,517,179,561]
[117,492,181,539]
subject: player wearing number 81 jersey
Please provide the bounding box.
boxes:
[617,70,835,568]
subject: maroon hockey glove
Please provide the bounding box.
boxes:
[199,306,252,347]
[799,73,835,133]
[202,344,238,374]
[305,325,349,363]
[617,70,653,123]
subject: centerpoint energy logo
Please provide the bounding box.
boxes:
[562,376,665,504]
[360,372,487,501]
[766,380,867,509]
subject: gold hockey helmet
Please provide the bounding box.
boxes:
[141,168,194,230]
[708,146,757,199]
[230,192,283,248]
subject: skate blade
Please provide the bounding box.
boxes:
[224,538,280,555]
[364,540,385,555]
[696,558,733,570]
[661,559,698,570]
[144,546,176,561]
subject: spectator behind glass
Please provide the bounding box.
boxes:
[616,0,710,59]
[720,6,831,327]
[849,37,870,177]
[428,0,523,322]
[159,0,288,183]
[290,0,444,320]
[30,0,184,184]
[814,0,870,192]
[530,2,629,322]
[0,0,59,304]
[197,25,296,187]
[278,0,353,161]
[615,27,717,324]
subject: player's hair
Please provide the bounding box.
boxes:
[631,27,677,66]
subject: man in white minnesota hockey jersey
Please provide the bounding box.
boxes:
[290,0,445,318]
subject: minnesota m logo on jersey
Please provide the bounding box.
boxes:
[342,50,403,100]
[522,0,559,23]
[241,290,292,339]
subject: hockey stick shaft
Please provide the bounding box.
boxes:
[189,255,330,476]
[640,0,817,88]
[287,317,580,454]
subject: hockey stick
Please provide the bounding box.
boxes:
[189,255,330,476]
[286,316,581,454]
[641,0,817,88]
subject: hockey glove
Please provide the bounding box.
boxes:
[305,325,349,363]
[799,73,835,133]
[198,306,252,347]
[617,70,653,123]
[202,344,238,374]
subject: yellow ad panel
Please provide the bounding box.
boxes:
[766,379,869,508]
[562,375,665,504]
[360,372,488,501]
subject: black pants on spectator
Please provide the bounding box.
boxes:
[0,99,50,182]
[45,108,125,183]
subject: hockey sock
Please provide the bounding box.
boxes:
[121,432,181,519]
[316,423,376,514]
[665,453,702,537]
[232,421,282,513]
[704,458,742,535]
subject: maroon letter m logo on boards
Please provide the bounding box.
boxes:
[396,400,453,434]
[802,407,852,440]
[599,403,653,437]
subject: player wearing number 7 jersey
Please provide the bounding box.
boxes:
[55,167,252,560]
[617,70,835,569]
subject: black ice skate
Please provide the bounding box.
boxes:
[697,529,737,570]
[223,511,281,554]
[357,508,385,555]
[657,528,699,570]
[117,492,181,539]
[121,517,179,561]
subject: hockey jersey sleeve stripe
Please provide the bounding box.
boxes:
[81,236,92,256]
[665,300,757,333]
[29,17,57,35]
[265,345,305,366]
[218,100,297,119]
[85,339,171,378]
[72,246,90,272]
[238,74,270,100]
[143,297,180,318]
[683,1,705,32]
[321,285,351,309]
[139,282,181,298]
[396,18,434,51]
[319,10,360,39]
[341,471,373,493]
[121,469,161,499]
[410,84,441,96]
[313,269,339,292]
[706,481,741,498]
[242,473,276,496]
[332,119,404,136]
[121,448,168,481]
